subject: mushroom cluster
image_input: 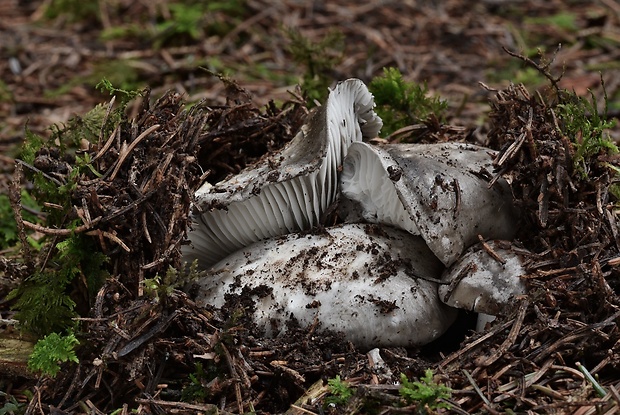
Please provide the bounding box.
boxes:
[184,79,527,349]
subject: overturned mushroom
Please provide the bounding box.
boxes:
[183,79,382,268]
[186,78,527,349]
[340,141,518,266]
[191,223,457,349]
[438,240,528,330]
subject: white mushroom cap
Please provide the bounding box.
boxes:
[184,79,382,268]
[438,240,528,316]
[340,141,518,266]
[191,223,457,349]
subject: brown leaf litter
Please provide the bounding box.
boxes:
[5,72,618,414]
[434,78,620,411]
[2,0,620,412]
[7,81,315,414]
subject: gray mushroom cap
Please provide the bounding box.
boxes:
[438,240,528,315]
[340,141,518,266]
[183,79,382,268]
[191,223,457,350]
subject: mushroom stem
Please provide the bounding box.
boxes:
[439,240,529,326]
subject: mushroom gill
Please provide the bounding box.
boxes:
[183,79,382,268]
[340,141,420,236]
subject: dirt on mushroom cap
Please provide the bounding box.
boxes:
[191,223,457,349]
[341,141,519,266]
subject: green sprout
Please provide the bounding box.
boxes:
[399,370,452,411]
[143,261,203,302]
[285,27,345,104]
[369,67,448,137]
[555,86,618,178]
[325,375,354,406]
[28,332,79,377]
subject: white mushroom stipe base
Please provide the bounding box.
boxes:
[341,141,518,266]
[438,240,528,317]
[183,79,382,268]
[191,224,457,350]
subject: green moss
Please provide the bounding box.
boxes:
[181,362,220,402]
[8,86,130,337]
[325,375,354,406]
[399,370,452,411]
[0,191,40,250]
[143,261,204,302]
[43,0,100,23]
[99,24,146,42]
[369,67,447,137]
[556,88,618,178]
[285,27,345,104]
[153,0,247,47]
[18,104,112,226]
[28,332,79,377]
[9,234,109,336]
[513,66,548,88]
[43,59,144,100]
[155,3,205,44]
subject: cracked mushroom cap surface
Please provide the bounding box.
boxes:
[191,223,457,350]
[438,240,528,315]
[183,79,382,268]
[340,141,518,266]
